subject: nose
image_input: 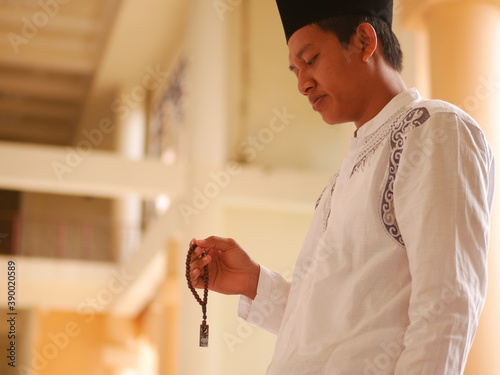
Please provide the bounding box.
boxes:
[297,70,315,95]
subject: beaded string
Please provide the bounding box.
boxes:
[185,242,209,346]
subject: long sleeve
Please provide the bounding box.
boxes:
[393,111,494,374]
[238,266,291,335]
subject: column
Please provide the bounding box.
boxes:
[177,0,229,374]
[113,107,146,262]
[401,1,500,374]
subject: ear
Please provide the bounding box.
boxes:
[355,23,378,63]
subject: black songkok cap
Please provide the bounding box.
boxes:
[276,0,394,42]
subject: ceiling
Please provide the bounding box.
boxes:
[0,0,121,145]
[0,0,187,147]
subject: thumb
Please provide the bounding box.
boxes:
[194,236,238,252]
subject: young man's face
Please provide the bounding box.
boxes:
[288,24,365,125]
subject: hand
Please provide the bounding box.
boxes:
[187,236,260,300]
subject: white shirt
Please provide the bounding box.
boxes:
[239,88,495,374]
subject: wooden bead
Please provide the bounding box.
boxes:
[185,242,210,347]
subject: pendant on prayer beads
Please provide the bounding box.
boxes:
[186,242,210,348]
[199,321,209,347]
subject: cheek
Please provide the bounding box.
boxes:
[320,65,346,94]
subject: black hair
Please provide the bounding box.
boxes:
[314,15,403,72]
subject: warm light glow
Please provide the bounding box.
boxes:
[155,195,171,215]
[137,338,158,375]
[161,148,177,164]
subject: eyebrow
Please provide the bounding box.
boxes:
[288,43,314,72]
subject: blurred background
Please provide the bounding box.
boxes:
[0,0,498,374]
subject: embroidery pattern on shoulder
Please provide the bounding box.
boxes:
[316,172,339,232]
[381,107,431,246]
[351,110,408,177]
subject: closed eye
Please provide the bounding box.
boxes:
[307,54,319,66]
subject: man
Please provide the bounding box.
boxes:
[188,0,495,373]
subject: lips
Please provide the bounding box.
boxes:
[310,95,326,111]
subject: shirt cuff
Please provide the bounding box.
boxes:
[238,265,290,334]
[238,265,268,320]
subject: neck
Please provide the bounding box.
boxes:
[353,68,407,129]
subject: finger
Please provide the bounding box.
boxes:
[189,255,212,287]
[189,252,212,275]
[190,267,201,286]
[187,240,207,283]
[190,252,211,268]
[194,236,238,252]
[189,245,204,262]
[188,240,211,264]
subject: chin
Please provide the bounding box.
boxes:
[320,113,341,125]
[318,107,343,125]
[320,109,353,125]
